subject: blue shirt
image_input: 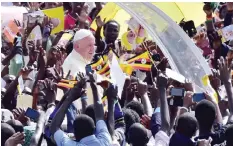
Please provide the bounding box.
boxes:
[151,108,162,136]
[54,120,112,146]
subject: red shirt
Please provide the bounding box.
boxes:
[64,14,76,30]
[64,13,93,30]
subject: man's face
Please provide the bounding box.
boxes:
[204,10,212,16]
[104,22,120,43]
[74,35,95,61]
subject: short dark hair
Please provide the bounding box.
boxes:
[128,123,149,146]
[226,125,233,146]
[195,100,216,131]
[175,113,198,138]
[103,20,120,30]
[203,3,212,11]
[6,120,24,133]
[85,104,96,124]
[126,101,144,118]
[1,123,16,145]
[123,108,140,140]
[73,114,95,141]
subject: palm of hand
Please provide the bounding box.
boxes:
[38,79,57,104]
[137,81,148,96]
[218,57,232,83]
[106,85,118,100]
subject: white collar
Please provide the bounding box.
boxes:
[70,49,90,64]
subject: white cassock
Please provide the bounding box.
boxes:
[62,49,103,110]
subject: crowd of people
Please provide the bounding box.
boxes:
[1,2,233,146]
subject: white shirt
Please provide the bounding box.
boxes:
[62,49,89,77]
[62,49,103,109]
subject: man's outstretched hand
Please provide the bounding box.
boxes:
[106,84,118,102]
[217,57,233,84]
[69,72,87,101]
[5,132,25,146]
[157,73,168,89]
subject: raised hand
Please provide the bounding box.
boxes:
[28,41,40,64]
[52,67,71,82]
[86,71,96,83]
[75,12,88,24]
[140,40,157,51]
[12,108,30,126]
[136,80,148,96]
[96,16,105,28]
[106,84,118,101]
[69,72,87,101]
[37,46,47,69]
[19,66,34,80]
[37,78,57,104]
[183,79,194,92]
[5,132,25,146]
[217,57,233,83]
[140,114,151,130]
[209,69,221,90]
[183,91,194,108]
[157,73,168,89]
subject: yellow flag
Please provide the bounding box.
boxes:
[42,6,64,34]
[126,51,152,71]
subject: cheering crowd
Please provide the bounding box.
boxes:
[1,2,233,146]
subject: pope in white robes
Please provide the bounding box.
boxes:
[62,29,101,110]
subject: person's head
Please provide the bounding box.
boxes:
[45,2,58,9]
[1,123,16,145]
[6,120,24,133]
[73,29,95,61]
[213,39,222,49]
[71,2,85,15]
[219,4,227,19]
[84,104,96,123]
[123,108,140,138]
[50,18,60,29]
[103,20,120,44]
[195,100,216,131]
[128,123,149,146]
[210,32,222,50]
[175,113,198,138]
[226,125,233,146]
[203,3,212,15]
[73,114,95,141]
[126,101,144,118]
[63,2,72,12]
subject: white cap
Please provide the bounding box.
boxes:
[73,29,94,43]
